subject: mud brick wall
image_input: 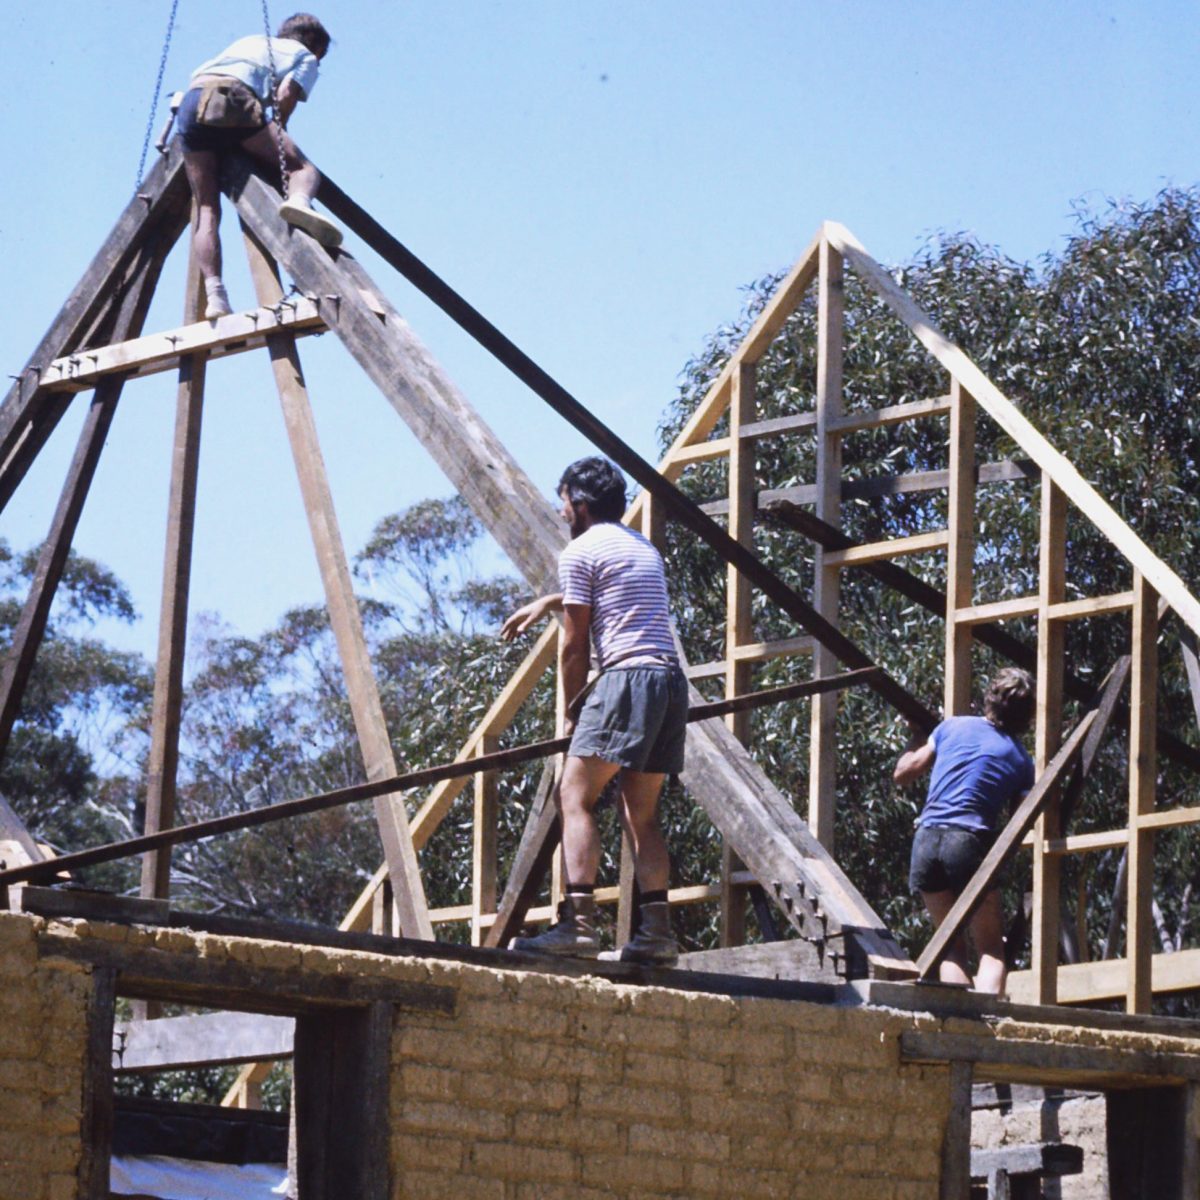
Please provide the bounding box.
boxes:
[23,913,1200,1199]
[388,963,951,1199]
[0,917,91,1200]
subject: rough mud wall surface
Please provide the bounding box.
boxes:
[389,963,951,1199]
[0,915,90,1200]
[12,912,1198,1200]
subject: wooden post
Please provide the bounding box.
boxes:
[809,235,844,849]
[141,250,207,902]
[471,735,499,945]
[241,227,432,940]
[79,966,117,1198]
[722,359,756,945]
[939,1059,973,1200]
[944,378,977,716]
[1031,476,1066,1004]
[1127,571,1157,1014]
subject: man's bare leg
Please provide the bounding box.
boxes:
[969,888,1007,995]
[507,754,616,957]
[617,770,669,892]
[242,124,341,246]
[558,754,620,887]
[921,889,973,986]
[182,149,232,317]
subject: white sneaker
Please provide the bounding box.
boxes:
[278,199,343,249]
[204,279,232,320]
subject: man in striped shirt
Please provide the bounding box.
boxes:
[500,457,687,964]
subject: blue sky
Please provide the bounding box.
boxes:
[2,0,1197,660]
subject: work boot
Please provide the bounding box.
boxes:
[598,901,678,966]
[509,894,600,959]
[278,199,344,249]
[204,278,232,320]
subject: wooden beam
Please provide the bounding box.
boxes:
[710,458,1038,515]
[140,252,207,902]
[0,149,189,513]
[945,379,976,716]
[953,597,1040,627]
[809,234,845,849]
[0,669,881,890]
[38,299,327,392]
[1138,806,1200,831]
[482,762,559,949]
[1047,592,1135,621]
[915,710,1095,980]
[231,162,565,596]
[115,1012,294,1072]
[667,437,731,466]
[1127,573,1158,1014]
[820,528,948,569]
[940,1060,974,1200]
[241,226,432,940]
[42,933,454,1017]
[0,240,167,768]
[1032,478,1067,1004]
[828,395,953,435]
[723,359,756,945]
[293,167,935,730]
[738,412,817,441]
[901,1029,1200,1085]
[79,968,116,1199]
[1008,947,1200,1005]
[1058,655,1130,834]
[471,735,499,945]
[825,220,1200,639]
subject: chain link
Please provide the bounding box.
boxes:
[260,0,290,201]
[134,0,181,193]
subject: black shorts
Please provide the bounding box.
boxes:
[908,824,997,894]
[176,86,265,153]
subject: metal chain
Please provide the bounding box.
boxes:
[134,0,181,192]
[260,0,290,200]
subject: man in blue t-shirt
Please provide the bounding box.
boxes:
[893,668,1035,994]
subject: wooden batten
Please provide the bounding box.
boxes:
[1031,477,1067,1004]
[944,379,976,716]
[241,225,432,941]
[808,235,844,851]
[141,251,207,903]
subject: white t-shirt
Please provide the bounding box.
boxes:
[190,35,320,104]
[558,522,676,669]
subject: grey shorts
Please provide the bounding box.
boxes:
[909,824,997,895]
[569,665,688,774]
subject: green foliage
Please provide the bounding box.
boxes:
[658,189,1200,967]
[0,543,151,890]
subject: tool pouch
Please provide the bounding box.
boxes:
[195,79,265,128]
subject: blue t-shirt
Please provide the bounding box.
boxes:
[918,716,1035,834]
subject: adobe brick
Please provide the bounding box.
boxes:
[472,1140,578,1183]
[398,1098,508,1141]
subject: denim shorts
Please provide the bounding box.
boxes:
[909,823,997,895]
[177,86,266,153]
[569,665,688,774]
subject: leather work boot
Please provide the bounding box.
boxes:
[598,901,678,966]
[278,199,344,249]
[509,894,600,958]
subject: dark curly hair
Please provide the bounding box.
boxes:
[983,667,1034,734]
[277,13,331,57]
[558,457,627,522]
